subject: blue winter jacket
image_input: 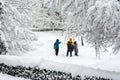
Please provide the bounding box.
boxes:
[54,39,61,49]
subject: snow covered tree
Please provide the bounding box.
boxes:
[34,0,64,30]
[84,0,120,56]
[26,0,66,31]
[60,0,120,56]
[61,0,93,43]
[0,0,36,55]
[4,0,37,28]
[0,2,7,55]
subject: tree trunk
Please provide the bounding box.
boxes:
[61,30,64,36]
[81,36,84,46]
[95,42,100,58]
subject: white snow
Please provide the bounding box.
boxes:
[0,73,30,80]
[0,31,120,80]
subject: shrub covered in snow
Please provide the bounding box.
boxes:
[0,63,112,80]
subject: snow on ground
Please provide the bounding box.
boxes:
[25,31,120,72]
[0,31,120,80]
[0,73,30,80]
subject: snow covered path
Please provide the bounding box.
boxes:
[0,31,120,80]
[24,31,120,73]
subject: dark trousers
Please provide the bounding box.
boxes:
[55,49,59,56]
[66,49,72,57]
[75,53,78,56]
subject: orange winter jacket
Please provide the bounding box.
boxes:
[66,38,74,46]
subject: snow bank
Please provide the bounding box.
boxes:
[39,59,120,80]
[0,73,30,80]
[0,56,119,80]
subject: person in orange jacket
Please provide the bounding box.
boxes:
[66,38,74,57]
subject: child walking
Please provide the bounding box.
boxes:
[74,41,78,56]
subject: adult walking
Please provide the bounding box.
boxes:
[54,39,61,56]
[66,38,74,57]
[74,41,78,56]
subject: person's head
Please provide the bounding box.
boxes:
[69,37,73,42]
[56,39,59,42]
[74,41,76,44]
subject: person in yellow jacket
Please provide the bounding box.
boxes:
[66,38,74,57]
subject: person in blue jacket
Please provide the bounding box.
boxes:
[54,39,61,56]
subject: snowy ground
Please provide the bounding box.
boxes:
[0,73,30,80]
[26,31,120,72]
[0,31,120,79]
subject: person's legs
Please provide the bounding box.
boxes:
[55,49,58,56]
[66,49,69,56]
[74,48,78,56]
[56,49,59,56]
[75,52,78,56]
[70,50,72,57]
[75,53,78,56]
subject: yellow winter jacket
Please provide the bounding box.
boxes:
[66,38,74,46]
